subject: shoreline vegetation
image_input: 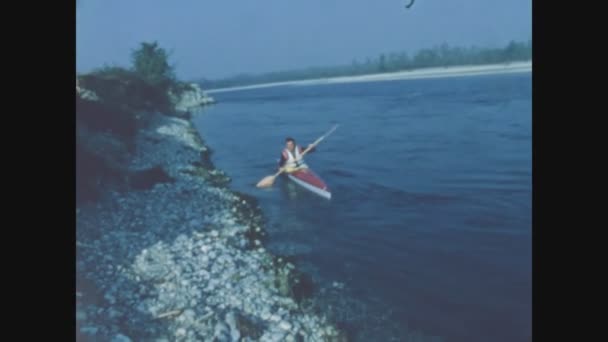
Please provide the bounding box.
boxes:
[199,39,532,91]
[76,41,346,341]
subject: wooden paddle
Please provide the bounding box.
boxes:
[256,124,339,188]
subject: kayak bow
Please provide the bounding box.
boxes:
[285,167,331,199]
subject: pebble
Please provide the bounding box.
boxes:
[104,294,116,304]
[76,310,87,321]
[80,326,98,335]
[279,321,292,331]
[108,308,121,319]
[111,334,132,342]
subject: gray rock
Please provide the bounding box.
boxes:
[225,312,241,341]
[80,326,98,335]
[108,308,122,319]
[279,321,292,331]
[104,294,116,305]
[175,328,187,337]
[111,333,132,342]
[76,309,87,321]
[213,321,231,342]
[267,331,287,342]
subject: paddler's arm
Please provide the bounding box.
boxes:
[294,145,315,162]
[279,152,287,167]
[300,145,316,154]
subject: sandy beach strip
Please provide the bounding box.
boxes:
[206,61,532,94]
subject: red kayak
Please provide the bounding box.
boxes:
[286,168,331,199]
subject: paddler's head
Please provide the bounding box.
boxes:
[285,137,295,152]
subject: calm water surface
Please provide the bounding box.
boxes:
[194,72,532,342]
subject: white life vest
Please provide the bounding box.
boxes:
[283,146,307,170]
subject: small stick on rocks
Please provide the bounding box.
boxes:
[155,309,184,319]
[76,241,95,249]
[197,311,214,323]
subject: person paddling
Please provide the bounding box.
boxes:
[256,125,338,188]
[278,137,316,173]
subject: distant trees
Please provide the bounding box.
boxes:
[199,40,532,89]
[378,54,387,72]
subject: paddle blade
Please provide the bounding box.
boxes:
[256,175,276,188]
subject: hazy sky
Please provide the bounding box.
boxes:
[76,0,531,80]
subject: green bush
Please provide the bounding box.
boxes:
[76,142,126,203]
[76,96,137,139]
[131,41,176,89]
[76,41,193,204]
[80,66,172,113]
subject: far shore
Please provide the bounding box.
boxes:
[206,61,532,94]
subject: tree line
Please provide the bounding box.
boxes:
[199,39,532,89]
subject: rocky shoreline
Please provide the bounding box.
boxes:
[76,108,344,341]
